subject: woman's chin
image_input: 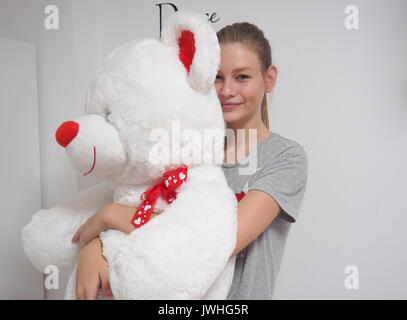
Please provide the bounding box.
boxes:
[223,115,235,124]
[222,110,243,125]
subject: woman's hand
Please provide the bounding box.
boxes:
[72,202,160,249]
[76,237,112,300]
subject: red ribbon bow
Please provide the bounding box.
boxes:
[131,165,188,229]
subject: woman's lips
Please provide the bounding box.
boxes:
[221,103,241,110]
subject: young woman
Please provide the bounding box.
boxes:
[72,22,308,300]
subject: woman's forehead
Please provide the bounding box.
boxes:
[219,43,262,72]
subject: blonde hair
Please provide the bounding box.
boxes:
[216,22,272,129]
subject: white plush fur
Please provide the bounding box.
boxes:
[21,10,237,299]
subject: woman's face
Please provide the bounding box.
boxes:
[215,42,274,125]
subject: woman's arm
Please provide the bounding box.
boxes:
[230,189,281,258]
[71,202,159,249]
[73,190,280,260]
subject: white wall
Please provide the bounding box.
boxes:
[0,0,82,299]
[0,0,406,299]
[267,0,407,299]
[0,0,80,205]
[0,38,43,299]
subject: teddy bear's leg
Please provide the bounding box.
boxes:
[21,183,113,273]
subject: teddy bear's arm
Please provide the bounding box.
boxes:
[21,183,113,273]
[102,167,238,299]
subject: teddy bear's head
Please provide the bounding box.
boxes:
[55,11,225,185]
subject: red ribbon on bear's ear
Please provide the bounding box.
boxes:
[178,30,195,73]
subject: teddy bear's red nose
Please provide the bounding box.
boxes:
[55,121,79,147]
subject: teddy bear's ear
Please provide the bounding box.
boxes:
[161,10,220,93]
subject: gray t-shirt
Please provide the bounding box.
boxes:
[222,132,308,299]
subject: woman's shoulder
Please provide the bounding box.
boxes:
[259,132,307,161]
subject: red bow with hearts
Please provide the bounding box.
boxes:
[131,165,188,229]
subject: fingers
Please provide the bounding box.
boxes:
[78,222,100,249]
[75,238,108,300]
[100,269,113,298]
[79,233,89,250]
[71,215,105,248]
[75,266,83,299]
[71,222,93,249]
[86,285,99,300]
[71,225,83,243]
[76,274,100,300]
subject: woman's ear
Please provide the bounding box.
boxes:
[161,10,220,93]
[264,65,278,93]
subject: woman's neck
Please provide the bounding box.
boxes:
[224,117,272,164]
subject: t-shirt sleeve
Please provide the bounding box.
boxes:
[248,144,308,223]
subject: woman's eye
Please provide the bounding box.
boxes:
[237,75,249,80]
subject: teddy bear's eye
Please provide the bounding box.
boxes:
[105,109,112,122]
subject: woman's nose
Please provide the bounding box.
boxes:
[220,79,236,97]
[55,121,79,147]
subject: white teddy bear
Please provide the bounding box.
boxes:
[21,10,238,300]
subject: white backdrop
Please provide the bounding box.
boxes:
[0,0,406,299]
[0,37,43,299]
